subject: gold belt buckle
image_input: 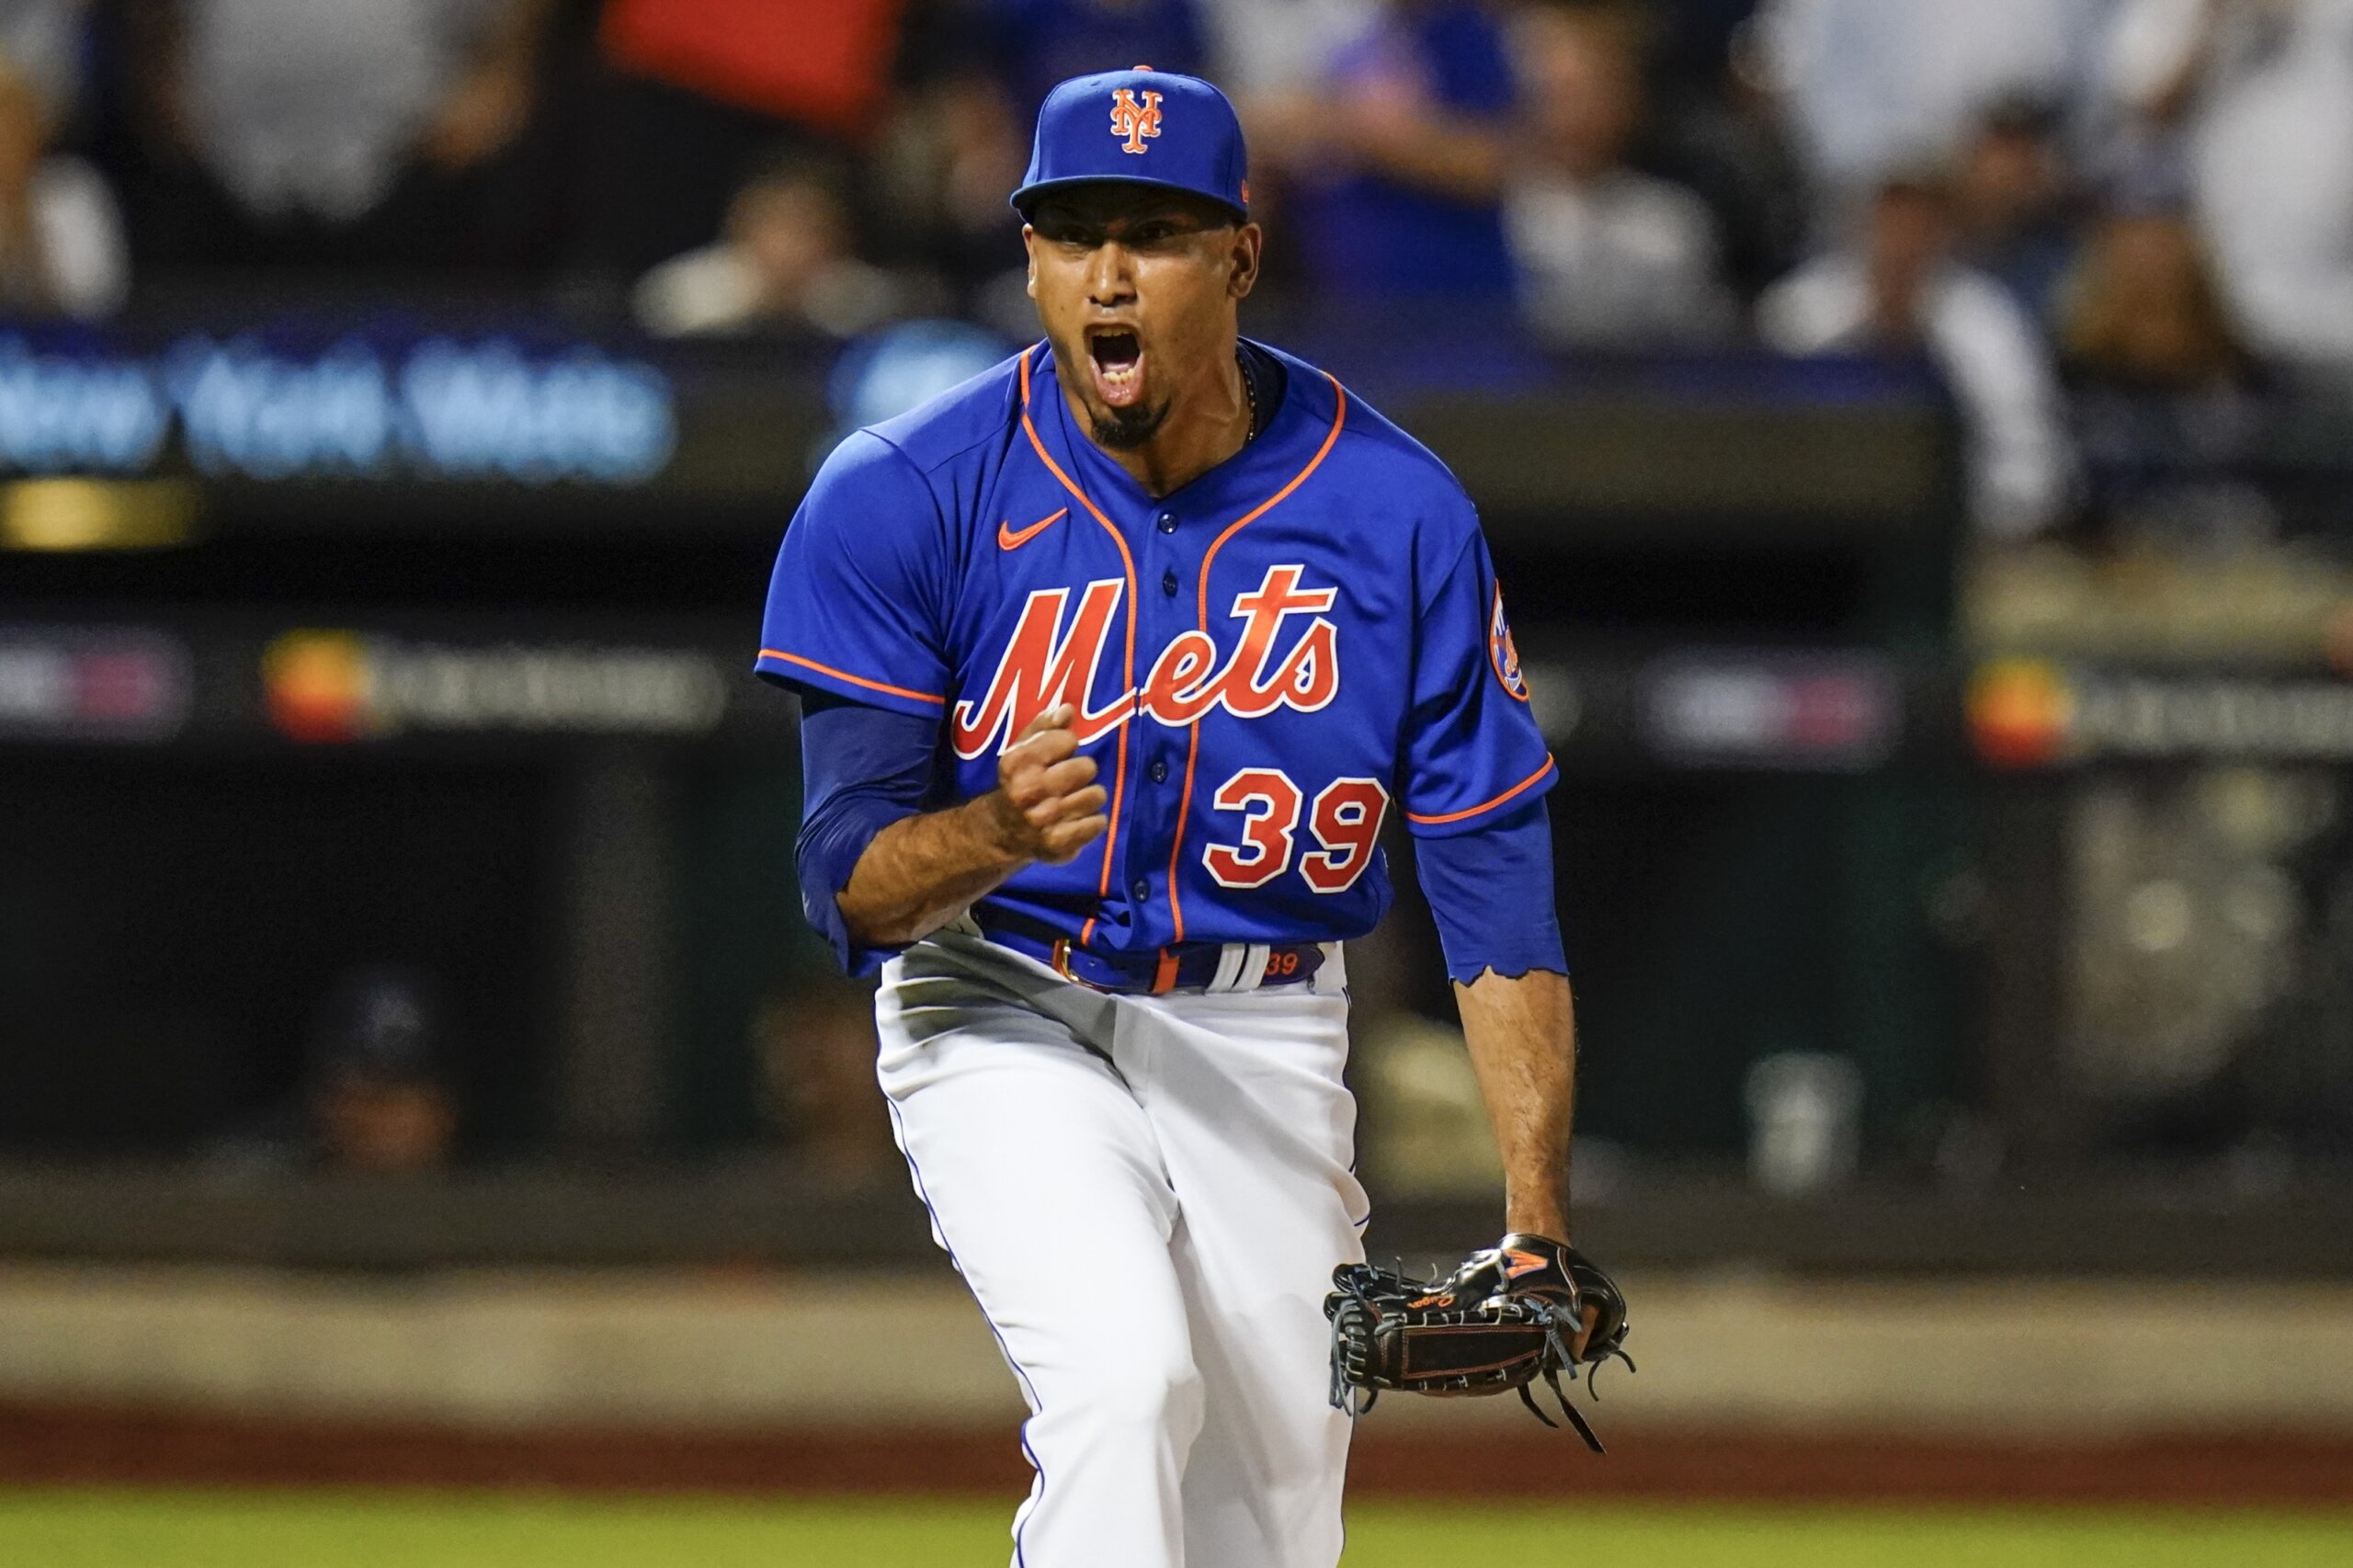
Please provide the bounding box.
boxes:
[1049,937,1109,994]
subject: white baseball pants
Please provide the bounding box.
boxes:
[875,925,1368,1568]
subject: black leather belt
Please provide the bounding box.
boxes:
[975,909,1325,995]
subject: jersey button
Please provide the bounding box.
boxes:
[1160,568,1178,597]
[1131,878,1151,900]
[1155,511,1176,534]
[1149,759,1169,783]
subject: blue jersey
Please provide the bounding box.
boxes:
[756,339,1553,956]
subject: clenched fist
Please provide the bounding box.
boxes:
[987,705,1110,865]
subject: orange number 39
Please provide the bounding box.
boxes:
[1201,769,1390,893]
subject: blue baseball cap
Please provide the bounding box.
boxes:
[1011,67,1248,222]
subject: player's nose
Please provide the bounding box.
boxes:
[1083,242,1139,305]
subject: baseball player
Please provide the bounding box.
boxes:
[758,68,1611,1568]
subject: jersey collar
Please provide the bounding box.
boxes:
[1020,339,1337,526]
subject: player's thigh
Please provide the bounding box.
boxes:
[1142,987,1367,1406]
[1139,985,1368,1278]
[1148,992,1358,1567]
[877,949,1195,1397]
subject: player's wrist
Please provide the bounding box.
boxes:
[1503,1193,1571,1244]
[969,790,1041,871]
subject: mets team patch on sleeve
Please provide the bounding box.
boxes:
[1490,582,1529,702]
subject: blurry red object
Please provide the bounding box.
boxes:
[1967,658,2074,769]
[601,0,909,139]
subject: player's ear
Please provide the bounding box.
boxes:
[1227,222,1262,301]
[1022,224,1039,299]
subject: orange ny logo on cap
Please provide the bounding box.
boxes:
[1109,87,1163,154]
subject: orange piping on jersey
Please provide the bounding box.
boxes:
[757,651,947,707]
[1163,374,1348,943]
[1019,346,1138,949]
[1404,755,1557,827]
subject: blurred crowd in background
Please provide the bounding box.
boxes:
[0,0,2346,545]
[11,0,2353,1188]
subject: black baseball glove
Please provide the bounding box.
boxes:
[1324,1233,1634,1452]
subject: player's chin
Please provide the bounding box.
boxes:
[1085,393,1170,452]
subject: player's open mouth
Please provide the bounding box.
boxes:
[1086,328,1145,409]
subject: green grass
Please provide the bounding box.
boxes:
[0,1491,2347,1567]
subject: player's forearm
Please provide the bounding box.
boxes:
[836,798,1029,949]
[835,703,1108,949]
[1454,967,1576,1241]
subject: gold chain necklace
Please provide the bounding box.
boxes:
[1238,346,1258,443]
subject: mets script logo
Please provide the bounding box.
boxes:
[1110,88,1163,155]
[1490,583,1529,702]
[953,564,1338,758]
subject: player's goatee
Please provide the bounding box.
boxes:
[1089,398,1172,450]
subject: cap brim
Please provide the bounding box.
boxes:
[1011,174,1246,223]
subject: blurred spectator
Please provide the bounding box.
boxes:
[1757,0,2108,211]
[308,967,457,1175]
[1952,97,2080,324]
[755,978,895,1183]
[1197,0,1375,96]
[124,0,558,275]
[591,0,912,284]
[633,153,908,339]
[2059,193,2272,546]
[979,0,1210,118]
[206,967,458,1176]
[1503,2,1734,350]
[2103,0,2353,367]
[866,67,1029,310]
[1759,170,2077,541]
[0,43,126,317]
[0,0,85,124]
[2063,203,2245,391]
[1645,0,1764,94]
[1251,0,1518,301]
[1638,1,1811,301]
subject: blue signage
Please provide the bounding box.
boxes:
[0,331,676,485]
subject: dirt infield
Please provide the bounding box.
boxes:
[6,1403,2350,1508]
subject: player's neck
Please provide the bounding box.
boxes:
[1073,340,1253,499]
